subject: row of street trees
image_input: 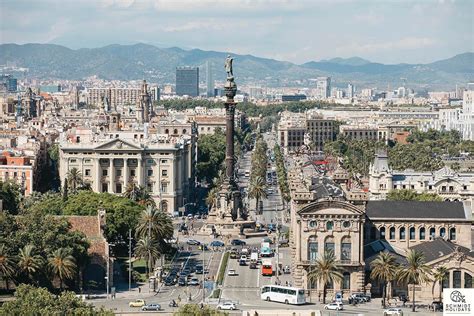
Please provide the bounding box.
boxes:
[309,250,445,312]
[273,144,291,207]
[248,135,268,213]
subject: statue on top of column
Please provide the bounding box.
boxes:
[225,55,234,80]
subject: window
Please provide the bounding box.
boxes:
[442,186,447,192]
[464,185,468,190]
[116,169,122,177]
[449,186,454,192]
[380,227,386,240]
[419,227,426,240]
[161,159,168,164]
[308,238,318,262]
[161,183,168,193]
[116,183,122,194]
[161,201,168,212]
[102,169,108,176]
[183,129,187,134]
[309,221,317,228]
[465,273,472,288]
[341,239,351,261]
[101,183,108,192]
[13,172,17,178]
[326,221,334,230]
[147,182,153,192]
[343,221,351,228]
[453,271,461,288]
[409,227,415,240]
[85,169,91,176]
[70,159,77,163]
[389,227,396,240]
[162,170,168,177]
[147,159,153,164]
[442,272,449,289]
[130,169,136,177]
[429,185,433,190]
[449,228,456,240]
[147,169,153,176]
[173,129,178,134]
[324,237,335,254]
[342,272,350,289]
[430,227,436,238]
[399,227,406,240]
[440,228,446,237]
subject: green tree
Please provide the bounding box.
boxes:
[66,167,83,193]
[248,176,267,214]
[387,189,443,202]
[370,252,398,308]
[48,248,77,290]
[135,206,174,247]
[134,237,159,278]
[0,284,113,315]
[173,303,228,316]
[432,266,448,302]
[196,128,226,183]
[307,251,343,304]
[0,181,21,214]
[17,245,43,284]
[396,250,432,312]
[0,244,15,290]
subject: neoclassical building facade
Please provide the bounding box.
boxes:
[59,133,194,214]
[369,152,474,201]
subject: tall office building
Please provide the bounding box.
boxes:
[316,77,331,99]
[347,83,354,98]
[150,86,161,102]
[176,67,199,97]
[206,61,214,97]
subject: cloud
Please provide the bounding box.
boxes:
[354,11,384,25]
[335,37,438,55]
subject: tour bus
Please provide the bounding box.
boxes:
[261,285,306,305]
[261,260,273,276]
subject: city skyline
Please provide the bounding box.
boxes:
[1,0,473,64]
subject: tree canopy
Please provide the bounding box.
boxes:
[386,189,443,202]
[197,128,226,183]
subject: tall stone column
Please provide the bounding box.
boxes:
[109,158,115,193]
[137,158,143,186]
[225,103,235,181]
[94,158,100,192]
[123,158,129,187]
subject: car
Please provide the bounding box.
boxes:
[283,265,291,274]
[164,277,175,286]
[194,214,201,219]
[228,269,238,276]
[383,308,403,316]
[240,255,248,261]
[198,244,209,251]
[217,302,237,310]
[141,303,161,311]
[324,303,343,311]
[210,240,225,247]
[129,299,146,307]
[189,277,200,286]
[262,237,273,244]
[431,301,443,312]
[231,239,246,246]
[178,277,187,286]
[239,259,247,266]
[350,293,368,302]
[186,239,200,245]
[195,265,204,274]
[230,249,238,259]
[165,237,177,244]
[187,214,193,219]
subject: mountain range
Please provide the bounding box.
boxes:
[1,43,473,90]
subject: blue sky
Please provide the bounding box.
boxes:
[1,0,472,64]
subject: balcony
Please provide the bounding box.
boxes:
[298,259,361,266]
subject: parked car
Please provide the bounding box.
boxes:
[432,301,443,312]
[186,239,200,245]
[217,302,237,310]
[189,278,200,286]
[210,240,225,247]
[231,239,246,246]
[324,303,343,311]
[178,277,187,286]
[141,303,161,311]
[383,308,403,316]
[129,299,146,307]
[195,265,204,274]
[228,269,238,276]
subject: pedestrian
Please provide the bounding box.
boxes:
[318,292,321,302]
[138,287,141,294]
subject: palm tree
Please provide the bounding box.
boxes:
[66,167,83,192]
[205,186,219,208]
[248,176,267,214]
[123,182,139,200]
[48,248,77,290]
[370,252,398,308]
[135,206,174,242]
[0,245,15,290]
[136,186,156,208]
[307,251,343,304]
[18,245,43,284]
[397,250,432,312]
[134,237,159,278]
[433,266,448,302]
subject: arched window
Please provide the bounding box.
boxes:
[380,227,386,240]
[449,228,456,240]
[326,221,334,230]
[442,271,449,289]
[342,272,350,289]
[341,237,351,261]
[173,129,178,134]
[324,236,335,255]
[399,227,406,240]
[453,271,461,288]
[409,227,415,240]
[419,227,426,240]
[165,129,169,134]
[160,201,168,213]
[440,227,446,238]
[429,227,436,239]
[389,227,396,240]
[465,273,472,288]
[182,129,187,134]
[308,236,318,262]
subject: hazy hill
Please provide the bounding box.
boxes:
[0,43,472,89]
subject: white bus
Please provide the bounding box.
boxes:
[261,285,306,305]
